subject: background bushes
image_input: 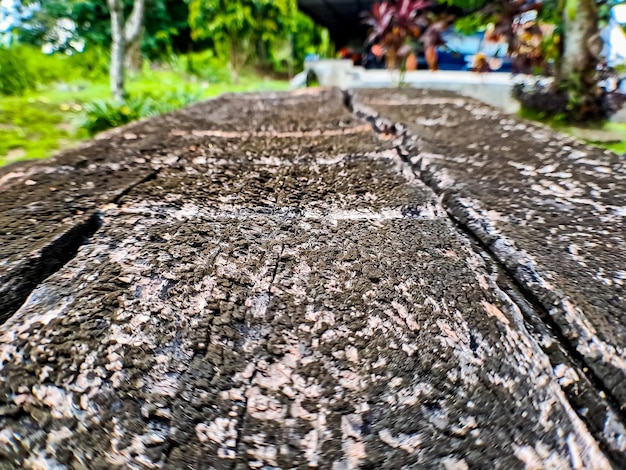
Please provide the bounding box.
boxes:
[0,45,108,96]
[81,87,201,135]
[0,48,37,95]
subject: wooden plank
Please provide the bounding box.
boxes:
[0,91,612,468]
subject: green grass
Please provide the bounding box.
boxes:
[588,122,626,155]
[0,98,81,166]
[518,108,626,155]
[0,69,288,167]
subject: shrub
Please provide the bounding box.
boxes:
[21,45,109,84]
[81,96,158,135]
[81,88,202,135]
[77,46,110,80]
[178,50,231,84]
[513,78,625,123]
[0,48,36,96]
[0,45,109,96]
[155,87,202,111]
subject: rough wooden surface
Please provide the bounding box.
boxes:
[352,88,626,412]
[0,89,623,469]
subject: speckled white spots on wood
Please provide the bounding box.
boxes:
[441,456,470,470]
[386,382,434,408]
[31,385,77,419]
[378,429,423,453]
[467,245,618,464]
[171,124,373,139]
[3,89,624,468]
[23,454,65,470]
[107,420,168,468]
[335,414,366,470]
[436,316,483,387]
[482,301,511,325]
[419,154,457,190]
[557,299,626,372]
[515,438,610,470]
[452,198,626,378]
[195,417,238,459]
[301,206,445,221]
[245,439,278,467]
[345,346,359,363]
[553,364,580,388]
[246,293,271,319]
[602,414,626,452]
[301,409,332,467]
[252,362,293,391]
[365,97,468,107]
[0,293,73,344]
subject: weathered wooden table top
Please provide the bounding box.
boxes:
[0,88,624,469]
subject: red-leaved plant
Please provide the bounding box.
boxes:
[361,2,396,46]
[362,0,432,69]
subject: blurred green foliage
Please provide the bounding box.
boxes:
[453,12,495,34]
[81,96,156,135]
[81,87,201,135]
[16,0,192,60]
[0,48,37,95]
[292,12,333,68]
[187,0,296,81]
[0,53,288,166]
[0,45,108,96]
[176,50,233,84]
[0,98,75,166]
[0,0,327,166]
[14,0,330,71]
[187,0,331,81]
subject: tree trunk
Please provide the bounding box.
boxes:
[554,0,604,119]
[288,34,294,79]
[108,0,125,102]
[107,0,146,101]
[257,39,269,69]
[125,28,144,73]
[229,40,240,85]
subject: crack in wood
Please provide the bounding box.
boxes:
[344,89,626,466]
[0,161,174,325]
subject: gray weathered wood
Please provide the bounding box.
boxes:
[0,89,618,469]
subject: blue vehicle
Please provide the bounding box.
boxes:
[436,29,513,72]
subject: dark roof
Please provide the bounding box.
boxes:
[298,0,376,46]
